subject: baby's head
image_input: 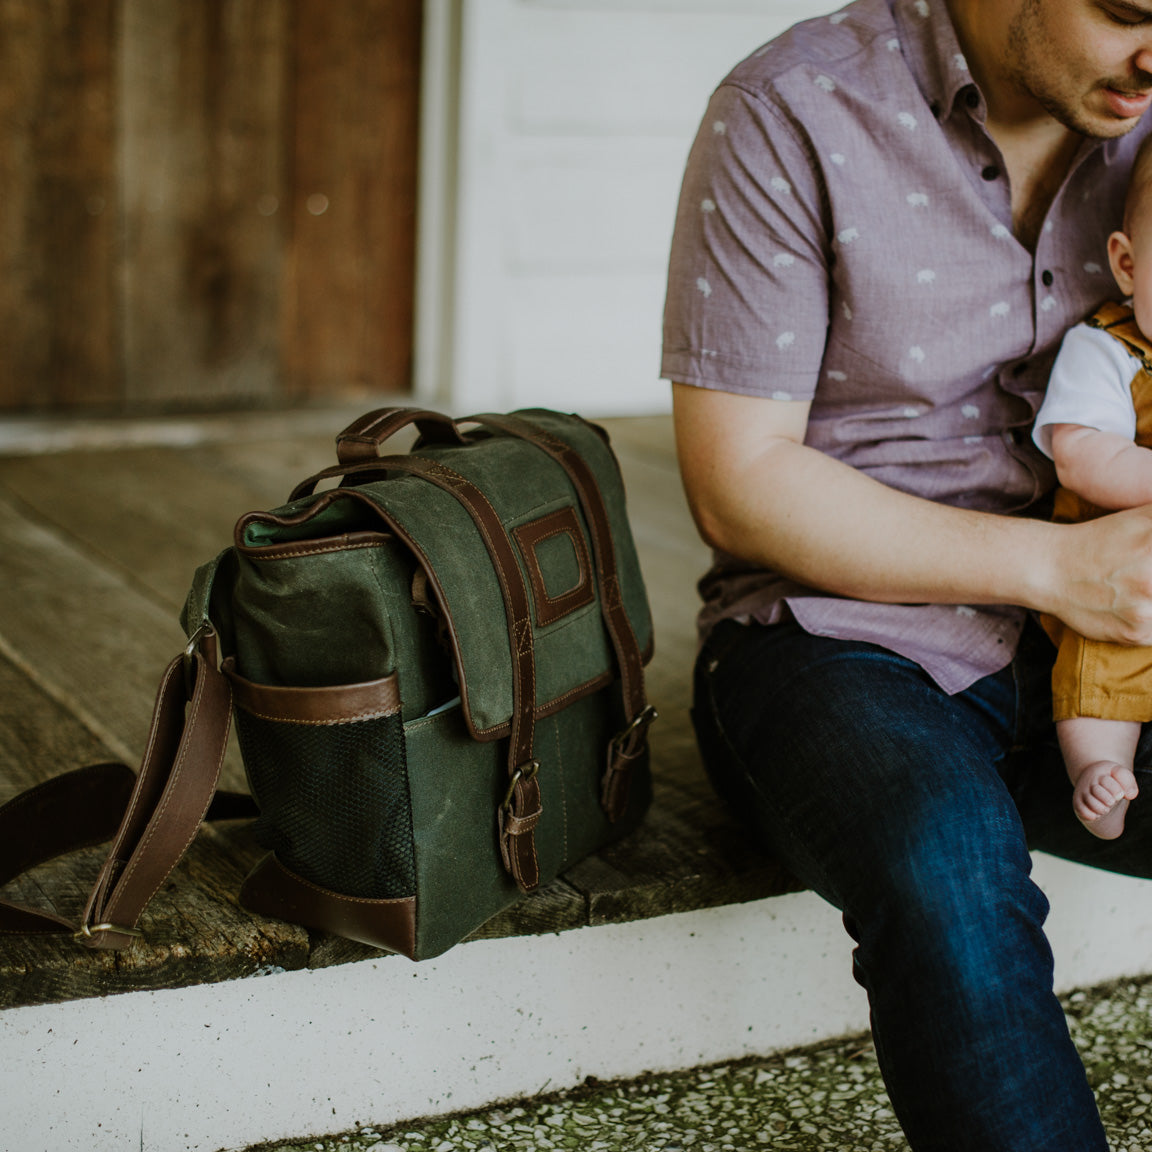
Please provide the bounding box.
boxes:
[1110,134,1152,336]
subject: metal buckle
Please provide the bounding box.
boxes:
[500,760,540,813]
[610,705,658,755]
[182,622,214,697]
[73,921,145,942]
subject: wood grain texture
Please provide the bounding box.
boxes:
[0,447,284,612]
[0,0,119,409]
[119,0,290,409]
[283,0,422,398]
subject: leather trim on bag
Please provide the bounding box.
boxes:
[234,509,392,558]
[229,472,654,743]
[240,853,418,959]
[80,646,233,949]
[224,659,401,725]
[513,507,595,628]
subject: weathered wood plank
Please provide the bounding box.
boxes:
[0,447,286,613]
[0,487,237,784]
[565,762,803,927]
[284,0,422,398]
[598,415,681,468]
[0,651,308,1010]
[119,0,289,408]
[0,0,119,409]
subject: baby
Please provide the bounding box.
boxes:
[1032,138,1152,840]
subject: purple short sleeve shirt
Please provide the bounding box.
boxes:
[662,0,1152,693]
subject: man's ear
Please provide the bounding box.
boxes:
[1109,230,1136,295]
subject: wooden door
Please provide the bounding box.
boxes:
[0,0,422,413]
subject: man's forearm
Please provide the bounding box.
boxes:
[688,434,1055,609]
[674,385,1152,647]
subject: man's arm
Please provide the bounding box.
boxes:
[1049,423,1152,510]
[673,383,1152,646]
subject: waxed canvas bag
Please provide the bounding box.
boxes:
[0,407,656,961]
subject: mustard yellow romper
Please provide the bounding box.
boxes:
[1043,300,1152,723]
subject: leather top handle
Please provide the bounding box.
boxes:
[336,408,469,466]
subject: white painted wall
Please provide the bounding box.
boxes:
[415,0,836,416]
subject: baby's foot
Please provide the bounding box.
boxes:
[1073,761,1139,840]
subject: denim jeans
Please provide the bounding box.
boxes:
[693,615,1152,1152]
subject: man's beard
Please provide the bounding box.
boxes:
[1004,0,1151,139]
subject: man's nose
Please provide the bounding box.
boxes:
[1135,40,1152,82]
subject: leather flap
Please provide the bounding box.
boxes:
[233,410,653,741]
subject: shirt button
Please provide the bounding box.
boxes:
[1042,270,1054,286]
[981,165,1000,181]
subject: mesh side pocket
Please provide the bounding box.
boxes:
[234,707,417,900]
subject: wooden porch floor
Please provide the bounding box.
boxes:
[0,409,798,1010]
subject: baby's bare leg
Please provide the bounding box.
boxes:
[1056,717,1141,840]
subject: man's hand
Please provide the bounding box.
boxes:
[1048,507,1152,646]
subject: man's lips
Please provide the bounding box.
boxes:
[1104,86,1152,118]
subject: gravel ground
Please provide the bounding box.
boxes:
[242,975,1152,1152]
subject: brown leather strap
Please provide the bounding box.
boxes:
[240,853,417,958]
[373,455,543,891]
[0,763,137,935]
[471,413,655,821]
[336,407,468,466]
[80,641,235,947]
[0,631,247,946]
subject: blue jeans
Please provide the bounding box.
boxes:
[693,615,1152,1152]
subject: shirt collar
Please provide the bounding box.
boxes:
[891,0,979,121]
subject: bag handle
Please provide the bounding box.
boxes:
[0,629,251,948]
[335,407,468,466]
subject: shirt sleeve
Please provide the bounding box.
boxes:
[1031,322,1140,459]
[661,82,830,401]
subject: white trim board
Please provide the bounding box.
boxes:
[4,853,1152,1152]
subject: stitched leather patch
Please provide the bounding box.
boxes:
[513,507,594,628]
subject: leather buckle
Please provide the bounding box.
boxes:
[74,921,145,942]
[500,760,540,814]
[182,622,215,697]
[610,704,658,757]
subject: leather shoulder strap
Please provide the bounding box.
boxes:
[0,632,251,948]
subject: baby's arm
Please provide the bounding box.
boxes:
[1050,423,1152,510]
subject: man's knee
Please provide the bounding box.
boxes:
[848,819,1052,994]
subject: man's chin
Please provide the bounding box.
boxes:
[1048,99,1146,140]
[1066,87,1152,139]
